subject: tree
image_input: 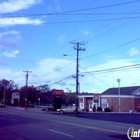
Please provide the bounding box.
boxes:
[19,84,52,106]
[0,79,18,104]
[65,93,76,105]
[20,85,39,106]
[36,84,50,94]
[36,84,52,104]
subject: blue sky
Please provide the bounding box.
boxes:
[0,0,140,93]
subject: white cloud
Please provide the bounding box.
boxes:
[0,17,43,27]
[47,5,53,13]
[127,47,140,57]
[58,34,67,43]
[0,0,42,13]
[79,58,140,92]
[0,0,43,27]
[28,58,140,93]
[0,31,20,48]
[32,58,75,77]
[0,30,20,38]
[54,0,61,12]
[0,57,140,93]
[83,31,90,36]
[21,58,76,87]
[3,50,19,57]
[130,81,138,85]
[78,30,94,40]
[47,0,61,13]
[0,68,23,83]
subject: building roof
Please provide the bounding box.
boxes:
[101,86,140,96]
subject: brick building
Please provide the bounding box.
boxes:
[78,86,140,112]
[101,86,140,112]
[79,93,100,112]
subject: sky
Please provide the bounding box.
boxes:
[0,0,140,93]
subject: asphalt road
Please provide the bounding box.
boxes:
[0,107,140,140]
[55,112,140,125]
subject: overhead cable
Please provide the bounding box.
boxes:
[81,37,140,60]
[80,63,140,74]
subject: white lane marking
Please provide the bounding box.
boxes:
[11,118,18,121]
[49,129,73,137]
[113,125,129,128]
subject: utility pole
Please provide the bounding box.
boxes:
[117,79,121,113]
[23,70,32,109]
[2,79,9,103]
[72,42,85,116]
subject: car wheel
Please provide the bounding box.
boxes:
[60,110,64,114]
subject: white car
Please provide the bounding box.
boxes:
[57,106,83,114]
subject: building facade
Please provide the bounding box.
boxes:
[101,86,140,112]
[79,86,140,112]
[79,94,100,112]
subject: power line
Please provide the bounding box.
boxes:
[80,63,140,74]
[2,1,139,86]
[81,37,140,60]
[2,0,139,18]
[53,12,140,16]
[86,17,140,43]
[48,75,73,86]
[41,17,140,24]
[79,65,111,87]
[1,17,140,25]
[54,0,140,14]
[3,12,140,19]
[38,61,75,76]
[1,0,139,19]
[17,62,140,87]
[74,7,140,42]
[24,43,73,72]
[21,27,139,78]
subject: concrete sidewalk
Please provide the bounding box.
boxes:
[7,106,57,113]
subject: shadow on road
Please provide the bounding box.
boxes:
[109,134,128,140]
[53,112,140,125]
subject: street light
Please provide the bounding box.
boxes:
[117,79,121,113]
[38,98,40,106]
[63,54,79,116]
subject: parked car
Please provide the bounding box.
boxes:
[46,103,53,109]
[57,105,83,114]
[45,103,54,111]
[0,102,5,107]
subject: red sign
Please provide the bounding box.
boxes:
[52,89,64,96]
